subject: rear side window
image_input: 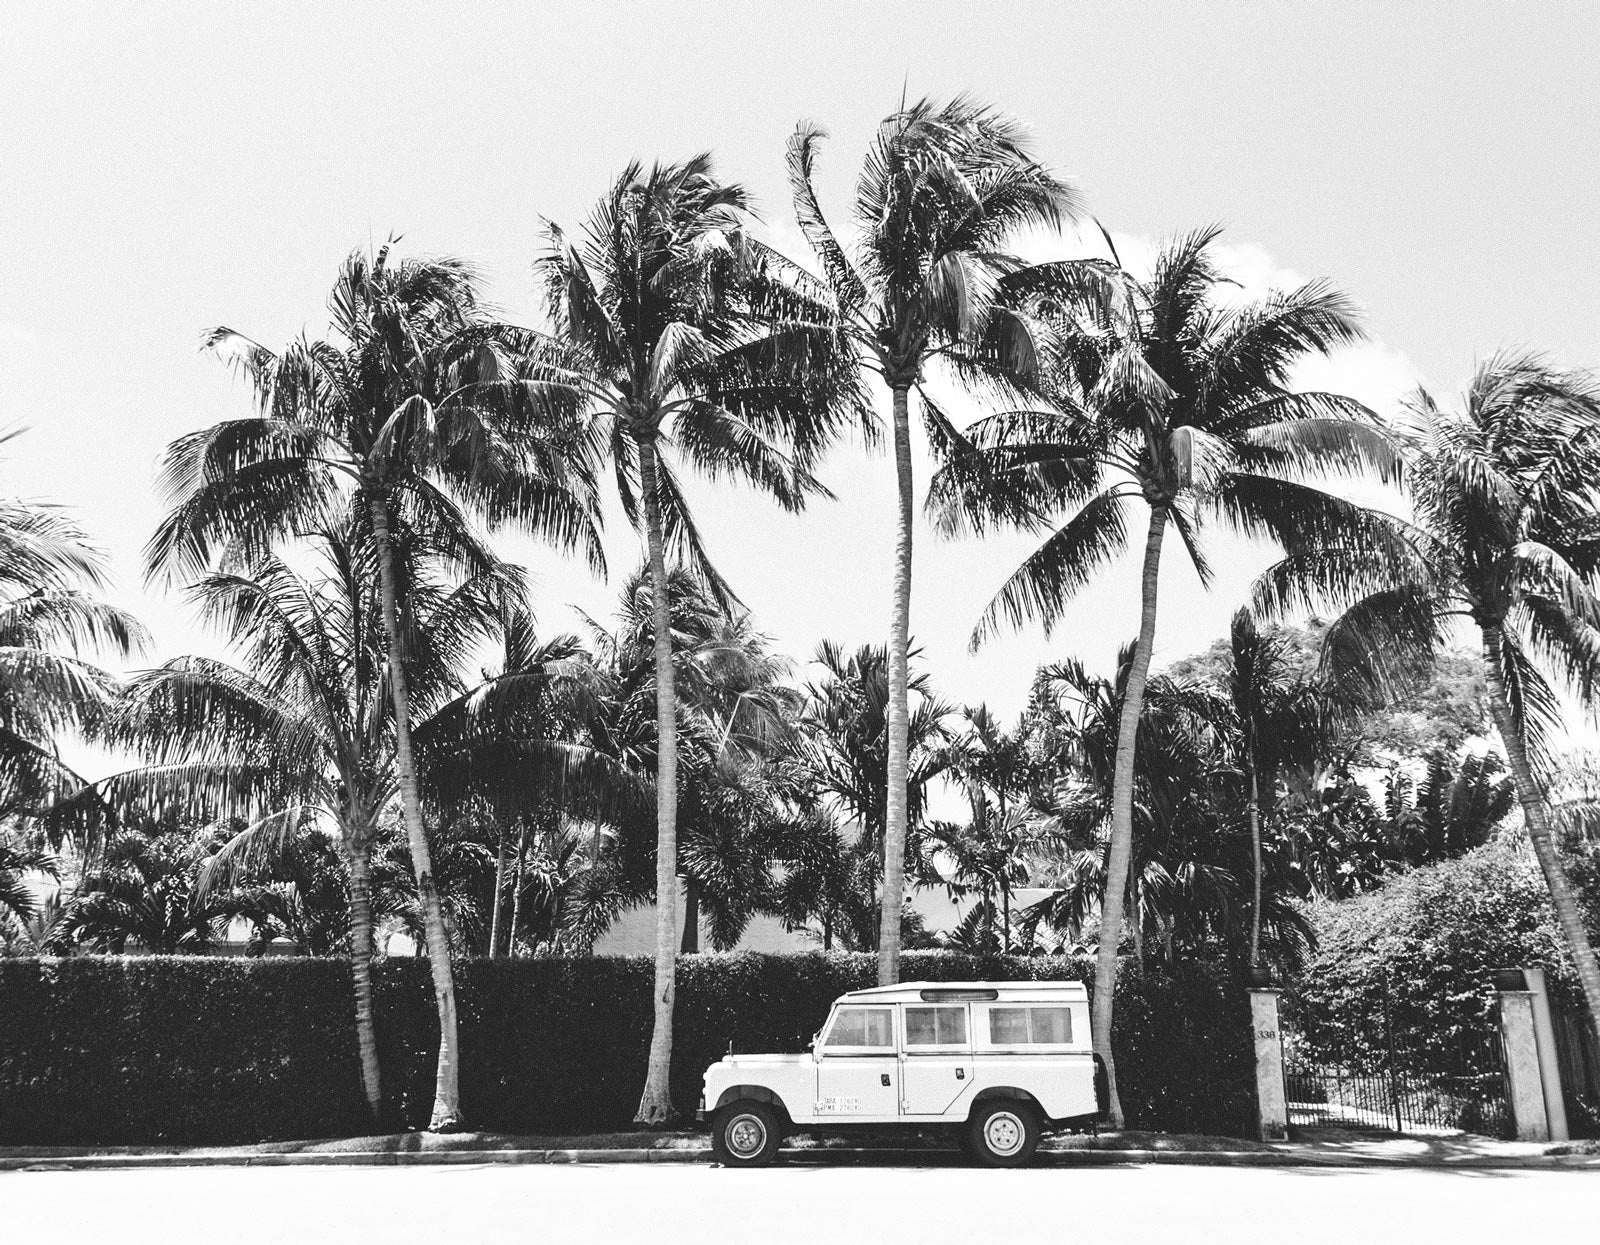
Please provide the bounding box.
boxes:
[988,1006,1073,1045]
[904,1006,968,1046]
[823,1007,894,1049]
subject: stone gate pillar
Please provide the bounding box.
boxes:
[1523,967,1570,1142]
[1249,988,1288,1141]
[1496,975,1550,1142]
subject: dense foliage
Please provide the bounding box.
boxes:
[0,952,1253,1144]
[1290,838,1600,1054]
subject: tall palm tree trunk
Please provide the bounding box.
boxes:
[1481,624,1600,1044]
[879,382,915,986]
[680,876,700,954]
[1002,879,1011,955]
[1247,760,1264,967]
[635,434,680,1125]
[489,822,509,958]
[509,817,530,955]
[1094,504,1167,1129]
[369,491,463,1131]
[346,834,382,1120]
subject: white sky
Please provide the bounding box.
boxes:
[3,1,1598,769]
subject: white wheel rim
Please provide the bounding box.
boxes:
[727,1113,767,1158]
[983,1111,1026,1157]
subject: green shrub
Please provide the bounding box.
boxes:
[0,958,366,1145]
[1288,837,1598,1062]
[0,951,1254,1144]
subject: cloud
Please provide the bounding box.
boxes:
[1292,339,1422,417]
[0,320,39,351]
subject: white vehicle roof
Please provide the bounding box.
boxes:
[837,980,1088,1004]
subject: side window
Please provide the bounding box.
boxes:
[989,1007,1030,1045]
[988,1005,1074,1045]
[904,1006,968,1047]
[1031,1006,1072,1044]
[823,1007,894,1049]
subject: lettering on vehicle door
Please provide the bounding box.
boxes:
[814,1096,861,1113]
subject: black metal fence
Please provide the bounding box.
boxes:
[1551,1004,1600,1138]
[1282,987,1511,1137]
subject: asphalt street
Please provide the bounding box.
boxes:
[5,1161,1591,1243]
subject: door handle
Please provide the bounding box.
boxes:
[881,1073,891,1087]
[956,1068,965,1080]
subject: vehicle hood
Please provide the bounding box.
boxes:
[710,1053,810,1071]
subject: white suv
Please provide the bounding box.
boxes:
[699,980,1107,1167]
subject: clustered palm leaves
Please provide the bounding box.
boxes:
[1023,651,1316,969]
[791,641,952,949]
[6,93,1599,1140]
[928,703,1047,952]
[0,492,147,816]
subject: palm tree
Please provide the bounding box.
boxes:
[1221,608,1336,967]
[536,156,863,1123]
[1267,354,1600,1041]
[929,228,1400,1120]
[65,815,232,954]
[0,492,147,817]
[798,640,952,948]
[73,524,518,1117]
[145,244,602,1129]
[787,95,1092,985]
[576,567,815,954]
[1025,651,1315,969]
[936,704,1043,950]
[923,809,1042,954]
[413,605,623,959]
[0,837,60,948]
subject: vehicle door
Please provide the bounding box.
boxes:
[899,1003,974,1115]
[813,1005,900,1120]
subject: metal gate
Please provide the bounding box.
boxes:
[1281,985,1511,1137]
[1550,1002,1600,1137]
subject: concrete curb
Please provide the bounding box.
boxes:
[4,1146,1598,1172]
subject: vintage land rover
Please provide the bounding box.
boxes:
[699,980,1106,1167]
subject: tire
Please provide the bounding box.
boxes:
[711,1100,781,1167]
[966,1101,1040,1168]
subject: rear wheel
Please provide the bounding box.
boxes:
[711,1100,780,1167]
[967,1101,1040,1167]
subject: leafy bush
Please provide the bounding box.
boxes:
[0,951,1255,1144]
[0,957,367,1145]
[1288,837,1600,1060]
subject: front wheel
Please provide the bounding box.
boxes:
[711,1100,781,1167]
[967,1101,1040,1167]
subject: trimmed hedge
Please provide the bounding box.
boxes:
[0,952,1255,1144]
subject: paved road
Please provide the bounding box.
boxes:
[5,1160,1592,1243]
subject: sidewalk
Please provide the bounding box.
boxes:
[4,1127,1596,1172]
